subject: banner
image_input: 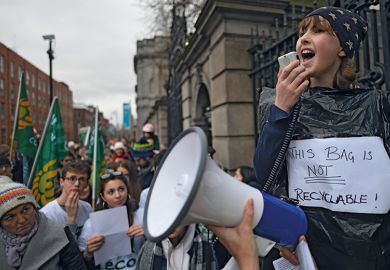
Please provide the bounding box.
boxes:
[89,108,106,207]
[12,73,37,184]
[123,103,131,129]
[28,97,68,206]
[79,126,91,147]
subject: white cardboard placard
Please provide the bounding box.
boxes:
[287,137,390,214]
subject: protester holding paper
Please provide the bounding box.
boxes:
[254,6,390,269]
[79,171,144,269]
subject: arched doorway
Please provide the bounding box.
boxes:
[193,84,212,147]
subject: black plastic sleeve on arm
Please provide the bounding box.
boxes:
[59,226,88,270]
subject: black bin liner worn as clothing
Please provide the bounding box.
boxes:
[255,87,390,270]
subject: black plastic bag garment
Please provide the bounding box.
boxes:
[257,87,390,270]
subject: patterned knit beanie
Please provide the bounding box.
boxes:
[131,143,154,158]
[305,7,368,58]
[0,182,38,220]
[0,176,13,185]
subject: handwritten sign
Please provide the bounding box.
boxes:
[287,137,390,214]
[101,253,137,270]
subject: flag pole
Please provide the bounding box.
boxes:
[92,107,99,209]
[27,97,58,188]
[9,73,23,161]
[85,126,91,147]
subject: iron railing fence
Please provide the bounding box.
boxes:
[249,0,390,136]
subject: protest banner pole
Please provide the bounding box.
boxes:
[27,97,57,188]
[92,107,99,209]
[85,126,91,147]
[9,73,23,161]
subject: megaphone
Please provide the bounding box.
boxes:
[144,127,307,249]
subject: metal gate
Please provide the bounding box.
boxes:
[249,0,390,135]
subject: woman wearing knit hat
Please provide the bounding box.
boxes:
[254,6,389,270]
[0,182,86,269]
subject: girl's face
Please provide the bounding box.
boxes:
[101,179,128,208]
[296,16,345,87]
[115,148,124,157]
[116,166,129,177]
[79,184,91,201]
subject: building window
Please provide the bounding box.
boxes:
[10,104,15,120]
[18,65,23,80]
[0,102,5,120]
[10,83,15,99]
[32,92,36,105]
[1,128,6,144]
[32,75,36,88]
[0,55,4,73]
[10,62,14,78]
[26,72,30,85]
[0,79,4,97]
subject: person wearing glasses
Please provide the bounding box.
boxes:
[79,171,145,269]
[41,161,92,241]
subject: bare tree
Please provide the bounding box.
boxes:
[141,0,205,36]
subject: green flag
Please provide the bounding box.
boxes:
[79,126,91,147]
[13,73,37,184]
[89,108,106,207]
[28,97,68,207]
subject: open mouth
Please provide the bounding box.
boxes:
[301,49,315,61]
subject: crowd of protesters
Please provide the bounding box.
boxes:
[1,5,386,269]
[0,122,260,270]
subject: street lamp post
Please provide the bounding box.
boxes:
[42,34,55,104]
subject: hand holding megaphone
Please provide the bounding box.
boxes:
[208,199,259,269]
[144,127,307,253]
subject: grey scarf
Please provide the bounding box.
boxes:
[0,212,39,268]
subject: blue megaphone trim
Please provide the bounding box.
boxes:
[254,192,308,247]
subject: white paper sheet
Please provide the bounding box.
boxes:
[287,137,390,214]
[90,206,131,266]
[272,240,316,270]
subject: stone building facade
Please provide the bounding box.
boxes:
[134,0,320,169]
[168,0,308,170]
[133,36,170,146]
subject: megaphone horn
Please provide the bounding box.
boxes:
[144,127,307,248]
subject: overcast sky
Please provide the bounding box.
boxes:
[0,0,152,127]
